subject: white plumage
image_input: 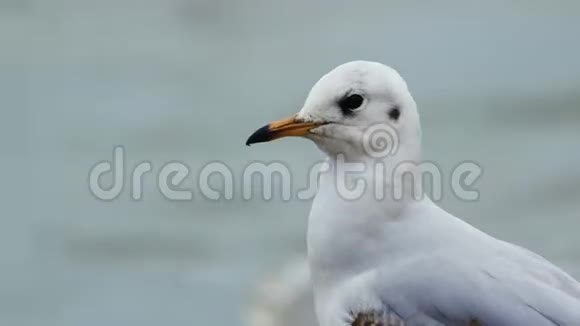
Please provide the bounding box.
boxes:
[248,61,580,325]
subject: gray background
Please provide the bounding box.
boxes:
[2,0,580,325]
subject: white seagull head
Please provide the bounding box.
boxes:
[247,61,422,162]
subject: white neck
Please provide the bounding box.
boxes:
[307,147,428,286]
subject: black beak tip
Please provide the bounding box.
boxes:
[246,125,271,146]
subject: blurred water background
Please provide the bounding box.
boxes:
[2,0,580,325]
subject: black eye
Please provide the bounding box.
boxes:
[338,94,364,115]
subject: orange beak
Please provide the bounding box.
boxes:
[246,116,323,146]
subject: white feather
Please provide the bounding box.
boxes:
[294,61,580,325]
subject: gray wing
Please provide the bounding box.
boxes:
[374,248,580,326]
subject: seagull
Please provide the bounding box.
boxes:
[246,61,580,325]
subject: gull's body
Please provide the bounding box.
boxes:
[310,166,580,325]
[247,61,580,325]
